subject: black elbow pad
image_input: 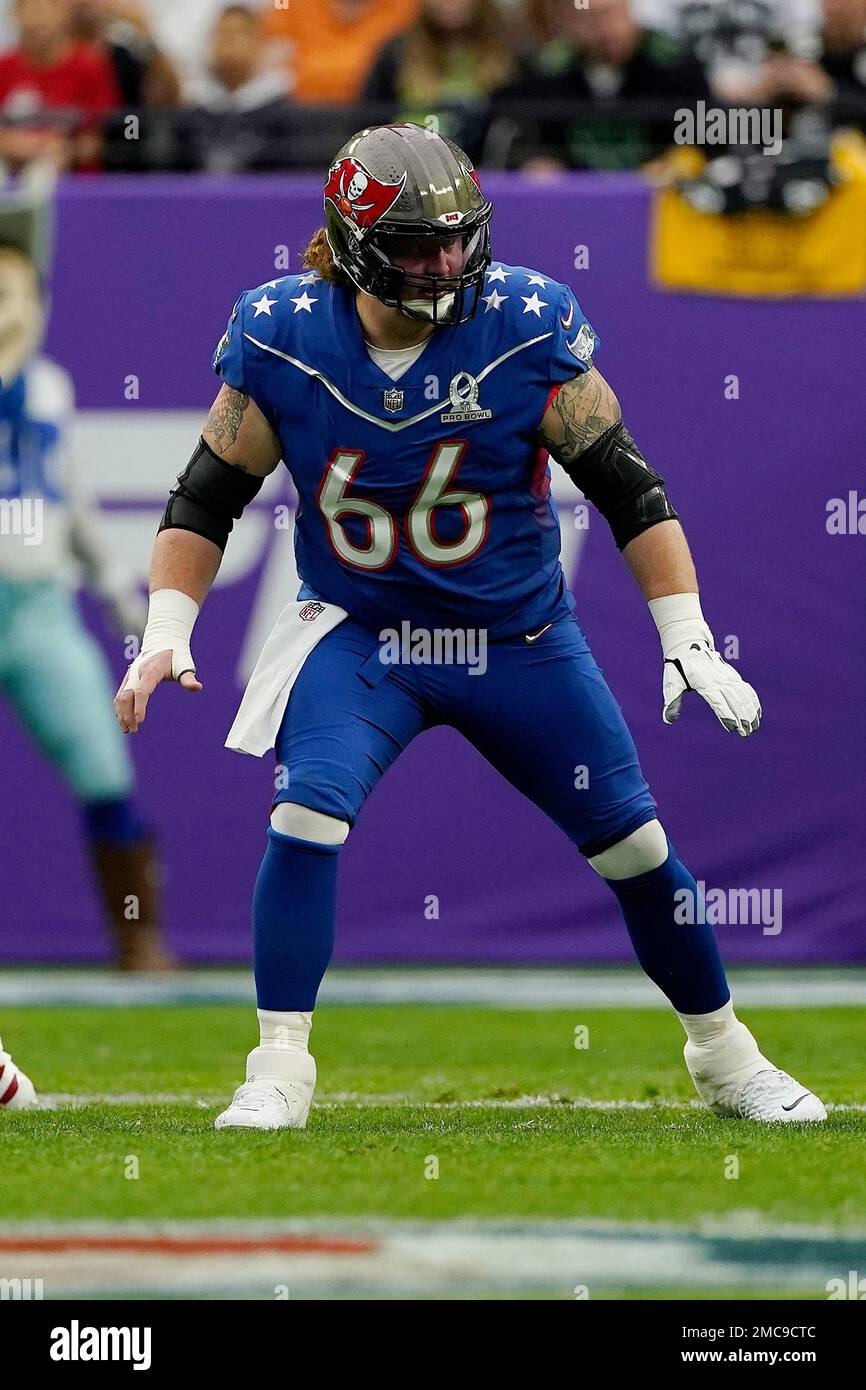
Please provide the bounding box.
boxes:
[563,421,679,550]
[159,437,265,552]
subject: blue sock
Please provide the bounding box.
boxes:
[83,797,144,845]
[252,827,340,1012]
[604,842,730,1014]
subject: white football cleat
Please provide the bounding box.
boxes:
[718,1068,827,1123]
[0,1050,39,1111]
[214,1053,316,1131]
[683,1016,826,1122]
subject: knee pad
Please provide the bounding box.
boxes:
[588,819,669,880]
[270,802,350,846]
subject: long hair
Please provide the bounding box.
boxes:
[301,227,348,285]
[400,0,516,103]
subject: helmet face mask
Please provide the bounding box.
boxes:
[362,224,490,325]
[323,124,493,326]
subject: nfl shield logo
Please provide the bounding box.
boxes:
[383,388,404,413]
[299,601,325,622]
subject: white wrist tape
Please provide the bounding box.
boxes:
[648,592,714,658]
[137,588,199,680]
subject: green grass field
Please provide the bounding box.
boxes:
[2,1002,864,1232]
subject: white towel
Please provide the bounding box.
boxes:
[225,599,348,757]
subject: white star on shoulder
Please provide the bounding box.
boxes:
[526,273,548,287]
[481,288,508,312]
[263,280,283,290]
[521,291,548,317]
[486,265,510,283]
[251,293,278,318]
[297,272,320,286]
[291,291,318,314]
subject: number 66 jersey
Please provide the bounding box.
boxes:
[213,263,599,638]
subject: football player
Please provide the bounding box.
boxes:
[0,194,174,971]
[115,124,826,1126]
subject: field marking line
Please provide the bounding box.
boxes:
[34,1092,866,1113]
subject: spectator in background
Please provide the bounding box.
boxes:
[668,0,841,110]
[634,0,818,55]
[498,0,708,170]
[185,4,290,172]
[0,0,120,171]
[264,0,419,106]
[135,0,266,102]
[363,0,517,162]
[70,1,181,107]
[190,4,284,111]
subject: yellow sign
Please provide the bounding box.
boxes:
[650,133,866,298]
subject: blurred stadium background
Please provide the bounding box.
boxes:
[0,0,865,1302]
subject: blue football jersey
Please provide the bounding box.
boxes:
[213,263,599,637]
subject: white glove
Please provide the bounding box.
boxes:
[125,588,199,686]
[649,593,761,738]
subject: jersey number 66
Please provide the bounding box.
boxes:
[317,442,490,570]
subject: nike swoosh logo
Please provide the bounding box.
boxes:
[560,303,574,330]
[781,1093,811,1112]
[525,622,553,643]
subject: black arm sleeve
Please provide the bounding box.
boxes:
[560,420,679,551]
[158,437,265,553]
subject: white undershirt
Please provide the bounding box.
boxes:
[365,338,430,382]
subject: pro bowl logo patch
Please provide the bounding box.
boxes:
[299,601,325,622]
[441,372,493,424]
[324,158,406,235]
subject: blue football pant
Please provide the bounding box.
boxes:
[256,614,729,1012]
[273,612,657,855]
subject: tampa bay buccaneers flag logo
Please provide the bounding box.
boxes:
[324,158,406,234]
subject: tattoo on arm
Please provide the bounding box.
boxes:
[537,368,622,466]
[205,386,252,461]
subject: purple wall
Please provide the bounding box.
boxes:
[2,173,864,963]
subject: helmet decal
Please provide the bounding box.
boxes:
[324,158,407,236]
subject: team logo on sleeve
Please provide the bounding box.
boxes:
[441,372,493,424]
[566,322,595,365]
[324,158,406,236]
[212,328,231,369]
